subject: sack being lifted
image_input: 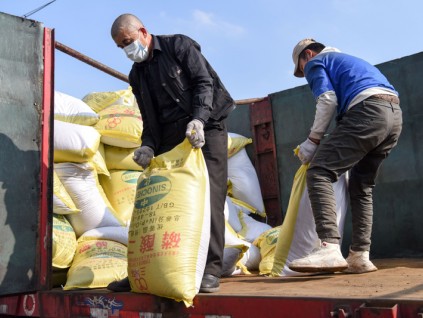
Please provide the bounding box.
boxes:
[127,139,210,307]
[270,164,348,276]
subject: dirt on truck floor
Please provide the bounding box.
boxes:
[217,258,423,300]
[30,258,422,318]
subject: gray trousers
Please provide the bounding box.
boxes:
[307,96,402,251]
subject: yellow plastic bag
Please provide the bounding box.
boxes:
[104,145,143,171]
[127,139,210,307]
[100,170,141,225]
[227,132,252,158]
[94,105,142,148]
[63,239,128,290]
[52,214,77,269]
[270,164,308,276]
[271,169,349,276]
[253,225,281,275]
[83,87,136,113]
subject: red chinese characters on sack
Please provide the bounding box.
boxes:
[162,231,181,249]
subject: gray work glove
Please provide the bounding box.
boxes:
[133,146,154,169]
[185,119,205,148]
[298,138,318,164]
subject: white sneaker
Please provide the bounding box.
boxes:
[288,241,348,273]
[343,249,378,274]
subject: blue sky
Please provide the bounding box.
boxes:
[2,1,422,101]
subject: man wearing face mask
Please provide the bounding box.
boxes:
[107,13,235,293]
[287,39,402,274]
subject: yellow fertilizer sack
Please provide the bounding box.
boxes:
[53,170,80,215]
[238,243,261,272]
[104,145,143,171]
[78,226,129,246]
[228,132,252,158]
[225,220,250,252]
[237,210,272,243]
[253,226,280,275]
[52,214,77,269]
[90,143,110,177]
[55,162,124,238]
[127,139,210,307]
[271,164,349,277]
[54,91,99,126]
[224,196,242,232]
[54,120,100,163]
[99,170,142,225]
[63,239,128,290]
[230,196,266,218]
[270,164,308,276]
[82,87,136,113]
[95,104,142,148]
[227,148,266,216]
[223,220,251,276]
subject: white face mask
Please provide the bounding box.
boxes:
[124,39,149,63]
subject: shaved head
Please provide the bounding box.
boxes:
[111,14,144,40]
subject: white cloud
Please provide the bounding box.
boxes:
[158,9,246,39]
[192,10,215,26]
[192,9,245,37]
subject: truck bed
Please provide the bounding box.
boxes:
[33,258,423,317]
[218,258,423,300]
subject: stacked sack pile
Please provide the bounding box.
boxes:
[52,88,142,289]
[222,133,273,276]
[51,88,275,294]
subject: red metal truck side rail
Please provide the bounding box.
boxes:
[38,26,54,292]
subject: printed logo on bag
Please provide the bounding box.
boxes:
[135,176,172,209]
[121,171,140,184]
[265,228,279,245]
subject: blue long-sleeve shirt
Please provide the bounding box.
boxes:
[304,51,398,115]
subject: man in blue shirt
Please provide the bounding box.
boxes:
[288,39,403,274]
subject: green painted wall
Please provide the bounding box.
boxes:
[228,52,423,258]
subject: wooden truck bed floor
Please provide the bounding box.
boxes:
[34,258,423,317]
[216,258,423,300]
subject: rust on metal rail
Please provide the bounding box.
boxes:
[54,41,265,105]
[235,97,266,105]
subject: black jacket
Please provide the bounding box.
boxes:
[129,34,235,151]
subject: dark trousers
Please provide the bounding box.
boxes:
[307,97,402,251]
[159,118,227,277]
